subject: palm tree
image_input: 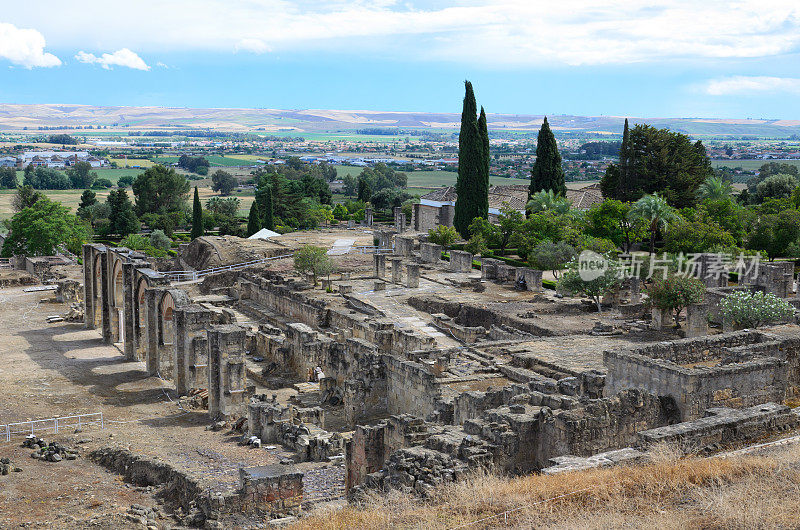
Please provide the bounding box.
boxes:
[628,194,677,255]
[699,176,733,201]
[527,189,571,214]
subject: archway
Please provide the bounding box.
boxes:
[159,292,175,346]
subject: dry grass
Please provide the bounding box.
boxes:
[295,443,800,529]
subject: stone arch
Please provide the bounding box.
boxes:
[159,291,176,346]
[112,260,124,308]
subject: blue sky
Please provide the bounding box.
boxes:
[1,1,800,119]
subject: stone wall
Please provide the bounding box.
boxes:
[604,331,791,420]
[237,465,303,516]
[385,356,446,421]
[638,402,799,451]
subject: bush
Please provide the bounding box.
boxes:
[720,290,795,328]
[645,275,706,326]
[149,229,172,250]
[92,178,113,189]
[579,235,618,255]
[428,225,459,250]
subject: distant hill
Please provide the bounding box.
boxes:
[1,104,798,137]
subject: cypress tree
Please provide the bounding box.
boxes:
[190,186,203,239]
[454,80,485,237]
[477,107,490,219]
[261,185,274,230]
[247,200,261,236]
[528,117,566,199]
[617,118,631,200]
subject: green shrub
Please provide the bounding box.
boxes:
[645,274,706,326]
[428,225,459,250]
[720,290,795,328]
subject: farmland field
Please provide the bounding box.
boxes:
[0,185,254,222]
[152,155,260,167]
[711,159,800,171]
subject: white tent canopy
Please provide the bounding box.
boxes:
[248,228,281,240]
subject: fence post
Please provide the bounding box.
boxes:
[54,417,58,434]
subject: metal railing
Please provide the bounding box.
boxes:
[164,253,295,282]
[164,243,395,282]
[1,412,104,442]
[0,258,12,270]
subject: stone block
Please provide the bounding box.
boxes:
[449,250,473,273]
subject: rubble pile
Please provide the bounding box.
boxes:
[23,435,79,462]
[0,457,22,475]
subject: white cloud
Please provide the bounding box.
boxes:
[156,61,169,68]
[235,38,270,54]
[75,48,150,70]
[0,22,61,68]
[7,1,800,66]
[703,76,800,96]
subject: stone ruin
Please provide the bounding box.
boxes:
[80,236,800,516]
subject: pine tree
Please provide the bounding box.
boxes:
[617,118,631,200]
[261,185,274,230]
[106,189,139,237]
[528,117,566,199]
[454,80,485,237]
[477,106,490,219]
[247,201,261,236]
[191,186,204,239]
[78,189,97,210]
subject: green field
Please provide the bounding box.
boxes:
[152,155,258,167]
[333,166,527,189]
[711,159,800,171]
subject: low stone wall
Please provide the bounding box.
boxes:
[638,402,799,451]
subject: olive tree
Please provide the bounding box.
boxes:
[557,257,622,312]
[293,245,335,286]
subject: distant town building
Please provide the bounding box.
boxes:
[15,151,109,169]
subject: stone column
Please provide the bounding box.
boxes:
[99,251,111,343]
[406,263,420,288]
[419,242,442,264]
[208,325,248,419]
[481,258,498,280]
[122,262,137,361]
[449,250,473,273]
[374,253,386,278]
[517,268,543,291]
[83,245,95,330]
[651,307,673,330]
[145,288,162,375]
[629,277,641,304]
[174,304,217,395]
[390,257,403,284]
[686,303,709,338]
[364,207,373,227]
[393,207,404,233]
[395,236,413,257]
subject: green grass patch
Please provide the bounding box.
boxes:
[711,159,800,171]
